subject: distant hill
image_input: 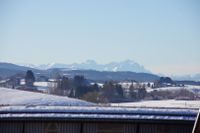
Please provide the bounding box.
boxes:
[0,62,159,81]
[47,69,159,82]
[21,60,151,73]
[0,62,43,78]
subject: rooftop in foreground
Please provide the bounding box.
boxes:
[0,106,198,124]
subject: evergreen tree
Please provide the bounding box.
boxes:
[25,70,35,87]
[73,75,86,87]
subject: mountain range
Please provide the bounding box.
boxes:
[0,61,159,81]
[21,60,151,73]
[0,60,199,81]
[0,62,43,78]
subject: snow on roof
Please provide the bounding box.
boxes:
[0,79,10,84]
[34,82,48,87]
[0,87,94,106]
[0,106,198,122]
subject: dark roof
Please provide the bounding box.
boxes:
[193,110,200,133]
[0,106,198,123]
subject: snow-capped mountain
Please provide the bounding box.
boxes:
[21,60,150,73]
[104,60,149,72]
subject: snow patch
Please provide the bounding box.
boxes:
[111,100,200,109]
[0,87,94,106]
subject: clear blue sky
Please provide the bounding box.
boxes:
[0,0,199,75]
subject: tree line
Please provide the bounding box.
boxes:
[22,70,200,103]
[48,74,147,103]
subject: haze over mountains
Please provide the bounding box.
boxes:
[0,60,199,81]
[21,60,150,73]
[20,60,200,81]
[0,61,158,82]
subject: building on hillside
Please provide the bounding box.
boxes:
[0,79,10,88]
[0,78,21,89]
[37,75,49,82]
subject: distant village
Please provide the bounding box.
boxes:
[0,70,199,103]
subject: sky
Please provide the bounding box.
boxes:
[0,0,200,75]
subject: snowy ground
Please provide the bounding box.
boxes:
[111,100,200,109]
[0,87,94,106]
[114,84,200,108]
[146,85,200,94]
[0,88,199,121]
[34,82,49,87]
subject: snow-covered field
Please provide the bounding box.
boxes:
[34,82,49,87]
[113,85,200,109]
[147,85,200,94]
[20,81,49,87]
[1,86,199,109]
[111,100,200,109]
[0,87,93,106]
[0,88,199,121]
